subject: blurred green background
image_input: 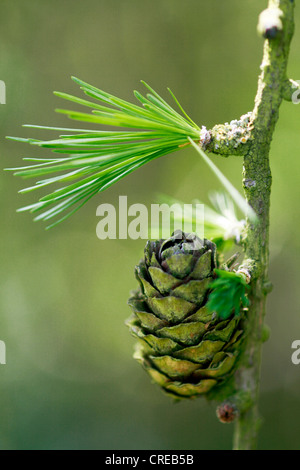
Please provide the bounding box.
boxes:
[0,0,300,450]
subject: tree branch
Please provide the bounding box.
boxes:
[229,0,295,450]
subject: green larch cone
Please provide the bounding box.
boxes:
[126,230,245,400]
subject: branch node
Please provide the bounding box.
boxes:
[261,324,271,343]
[205,112,253,157]
[216,402,238,424]
[236,259,257,283]
[262,280,273,294]
[216,391,254,424]
[282,78,300,103]
[257,7,283,39]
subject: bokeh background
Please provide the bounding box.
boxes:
[0,0,299,450]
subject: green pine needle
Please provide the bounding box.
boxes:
[6,77,200,228]
[188,138,258,224]
[154,190,246,246]
[207,269,250,320]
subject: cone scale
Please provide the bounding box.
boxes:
[127,231,245,400]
